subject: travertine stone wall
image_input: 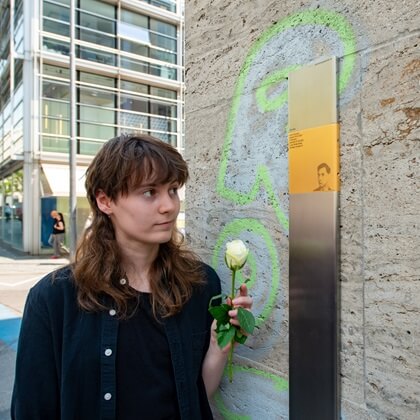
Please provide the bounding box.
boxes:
[185,1,419,418]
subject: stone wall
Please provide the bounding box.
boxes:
[184,0,419,418]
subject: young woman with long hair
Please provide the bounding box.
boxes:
[11,134,252,420]
[49,210,66,258]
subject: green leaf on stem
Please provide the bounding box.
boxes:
[217,325,236,348]
[234,329,247,344]
[237,307,255,335]
[208,294,223,308]
[209,304,231,325]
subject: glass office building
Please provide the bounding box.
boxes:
[0,0,184,254]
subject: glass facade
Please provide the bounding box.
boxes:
[42,0,179,80]
[0,0,184,253]
[40,0,181,154]
[0,170,24,250]
[40,63,179,154]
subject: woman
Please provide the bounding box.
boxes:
[50,211,66,258]
[12,134,252,420]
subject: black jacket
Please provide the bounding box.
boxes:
[11,263,221,420]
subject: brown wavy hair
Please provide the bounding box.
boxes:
[72,134,203,318]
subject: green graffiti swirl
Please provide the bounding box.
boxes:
[214,365,289,419]
[211,219,280,326]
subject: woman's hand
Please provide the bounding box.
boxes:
[203,283,254,397]
[227,283,253,331]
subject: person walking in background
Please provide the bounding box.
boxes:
[4,203,12,222]
[49,210,66,258]
[12,134,252,419]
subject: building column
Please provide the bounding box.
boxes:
[22,0,40,254]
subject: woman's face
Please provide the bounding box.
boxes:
[97,181,181,249]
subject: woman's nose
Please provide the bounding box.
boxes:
[158,192,177,213]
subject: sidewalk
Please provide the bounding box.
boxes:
[0,243,69,314]
[0,243,68,419]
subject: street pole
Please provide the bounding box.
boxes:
[69,0,77,257]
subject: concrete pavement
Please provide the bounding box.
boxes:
[0,243,68,419]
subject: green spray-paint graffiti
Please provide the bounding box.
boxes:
[214,366,289,420]
[216,9,356,217]
[211,8,359,420]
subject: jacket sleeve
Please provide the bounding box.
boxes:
[11,287,60,420]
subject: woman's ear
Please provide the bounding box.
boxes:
[96,190,113,216]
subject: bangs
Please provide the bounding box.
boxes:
[127,155,188,191]
[86,134,189,202]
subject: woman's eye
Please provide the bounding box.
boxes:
[143,190,154,197]
[169,187,178,195]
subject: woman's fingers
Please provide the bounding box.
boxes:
[227,283,254,329]
[231,284,253,308]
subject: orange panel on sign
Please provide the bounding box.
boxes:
[288,123,340,194]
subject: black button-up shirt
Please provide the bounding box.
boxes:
[11,264,221,420]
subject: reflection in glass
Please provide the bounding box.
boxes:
[43,64,70,80]
[0,170,24,250]
[79,138,107,155]
[43,1,70,22]
[79,87,115,107]
[120,95,148,113]
[121,39,149,57]
[42,117,69,136]
[43,81,69,100]
[150,116,176,133]
[80,0,114,19]
[80,72,115,88]
[78,45,116,66]
[79,12,115,35]
[41,135,69,153]
[139,0,176,13]
[119,22,150,45]
[120,80,148,95]
[43,37,70,56]
[150,100,176,118]
[79,122,115,140]
[80,28,115,49]
[152,131,176,146]
[79,105,114,124]
[120,112,148,129]
[43,18,70,37]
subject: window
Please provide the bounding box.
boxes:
[78,45,116,66]
[79,28,115,49]
[43,0,70,36]
[120,39,149,57]
[41,73,70,153]
[80,72,115,88]
[43,37,70,56]
[139,0,176,13]
[150,86,177,99]
[79,87,115,108]
[42,81,69,100]
[120,10,147,29]
[79,122,115,141]
[43,64,70,80]
[79,12,115,35]
[120,9,177,69]
[150,19,176,38]
[120,80,148,95]
[43,1,70,23]
[79,0,115,19]
[150,99,176,118]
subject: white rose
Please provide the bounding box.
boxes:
[225,239,249,271]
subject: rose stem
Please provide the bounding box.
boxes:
[228,269,236,382]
